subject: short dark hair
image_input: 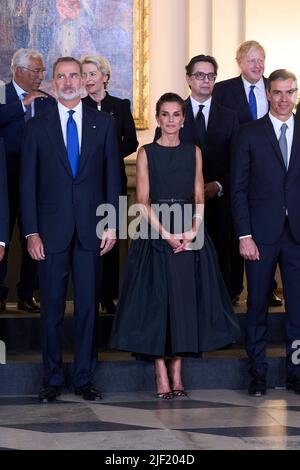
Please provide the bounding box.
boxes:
[155,92,185,116]
[52,57,81,77]
[267,69,297,91]
[185,54,218,76]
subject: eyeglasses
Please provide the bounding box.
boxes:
[190,72,217,81]
[20,66,46,76]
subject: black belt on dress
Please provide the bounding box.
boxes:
[151,198,193,203]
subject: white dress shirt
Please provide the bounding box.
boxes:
[242,76,269,119]
[190,95,211,128]
[268,112,294,169]
[57,100,82,149]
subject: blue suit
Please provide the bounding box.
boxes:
[0,81,56,300]
[213,75,269,299]
[0,138,9,245]
[231,114,300,377]
[20,103,121,387]
[213,75,268,124]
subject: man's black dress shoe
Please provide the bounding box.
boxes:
[38,385,61,403]
[269,291,283,307]
[17,297,40,313]
[75,383,102,401]
[0,299,6,312]
[248,374,267,396]
[286,375,300,394]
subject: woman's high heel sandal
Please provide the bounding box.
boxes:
[172,389,187,397]
[156,391,173,399]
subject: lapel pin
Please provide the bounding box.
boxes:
[92,125,96,128]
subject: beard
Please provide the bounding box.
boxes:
[56,88,82,101]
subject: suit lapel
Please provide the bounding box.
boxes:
[207,100,218,133]
[263,115,286,169]
[184,98,194,127]
[6,82,18,103]
[288,115,300,171]
[78,105,97,174]
[237,76,252,119]
[179,98,196,143]
[45,106,73,177]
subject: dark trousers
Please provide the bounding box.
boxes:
[38,233,101,388]
[206,200,245,300]
[100,240,119,305]
[246,221,300,377]
[0,186,38,300]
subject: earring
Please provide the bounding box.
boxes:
[157,124,160,127]
[181,124,184,128]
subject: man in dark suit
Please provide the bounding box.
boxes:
[213,40,282,307]
[231,69,300,396]
[0,138,9,263]
[155,55,238,296]
[20,57,121,402]
[0,48,56,312]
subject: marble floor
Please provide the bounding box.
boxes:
[0,388,300,450]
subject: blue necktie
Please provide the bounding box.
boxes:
[67,110,79,177]
[278,123,288,169]
[22,92,32,122]
[249,85,257,120]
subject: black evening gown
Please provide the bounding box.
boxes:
[110,142,240,357]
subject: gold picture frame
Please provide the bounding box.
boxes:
[133,0,150,129]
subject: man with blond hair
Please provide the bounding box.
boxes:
[213,40,282,307]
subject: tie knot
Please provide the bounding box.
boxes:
[68,110,75,118]
[199,105,204,112]
[250,85,255,92]
[281,123,288,133]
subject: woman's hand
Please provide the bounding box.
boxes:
[173,229,197,253]
[165,233,185,252]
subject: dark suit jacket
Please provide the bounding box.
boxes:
[0,81,56,186]
[20,104,121,253]
[82,93,138,191]
[155,97,238,194]
[213,75,268,125]
[231,114,300,244]
[0,138,9,244]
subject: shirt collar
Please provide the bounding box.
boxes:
[57,100,82,118]
[12,80,27,98]
[268,112,294,132]
[190,95,212,110]
[241,76,265,92]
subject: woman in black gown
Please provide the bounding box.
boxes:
[110,93,239,399]
[81,55,138,314]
